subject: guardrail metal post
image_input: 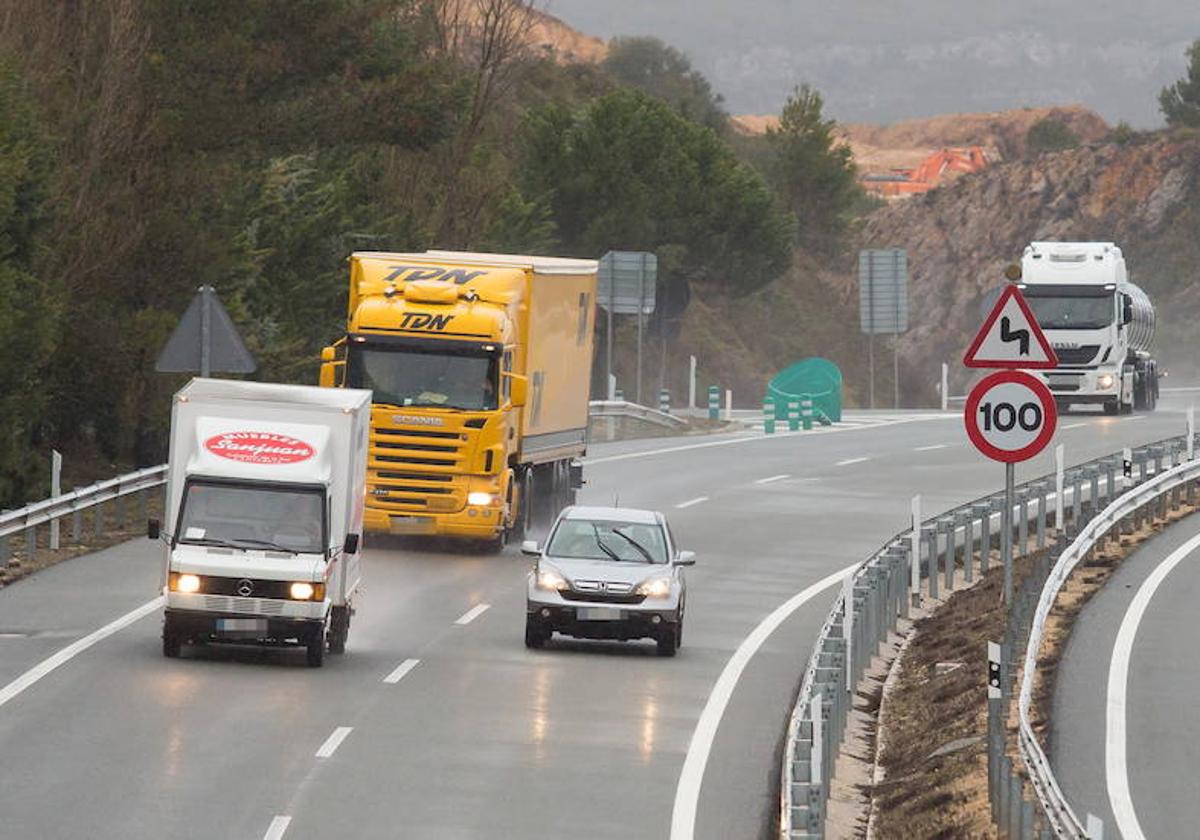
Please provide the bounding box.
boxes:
[763,396,776,435]
[923,525,938,600]
[114,490,125,529]
[937,516,953,592]
[1105,458,1118,506]
[1088,467,1100,521]
[0,533,8,566]
[1017,490,1029,557]
[23,521,35,562]
[140,487,150,524]
[94,499,104,539]
[979,501,994,574]
[73,506,82,543]
[1070,470,1082,536]
[1036,482,1047,550]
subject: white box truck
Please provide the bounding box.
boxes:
[1016,241,1158,414]
[150,379,371,667]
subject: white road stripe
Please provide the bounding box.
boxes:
[315,726,353,758]
[914,444,947,451]
[1122,415,1146,422]
[1106,531,1200,840]
[455,603,490,625]
[263,816,292,840]
[754,474,790,485]
[675,496,709,509]
[383,658,420,685]
[1062,422,1086,429]
[670,563,857,840]
[835,457,870,466]
[0,596,163,711]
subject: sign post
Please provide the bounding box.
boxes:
[963,284,1059,605]
[598,251,657,405]
[859,249,909,409]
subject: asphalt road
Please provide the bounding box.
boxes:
[1051,486,1200,840]
[0,404,1190,840]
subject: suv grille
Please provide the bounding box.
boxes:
[563,589,646,605]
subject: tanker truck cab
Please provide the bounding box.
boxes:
[1017,242,1157,415]
[152,379,371,667]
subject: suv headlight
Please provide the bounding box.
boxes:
[535,567,568,591]
[637,576,672,599]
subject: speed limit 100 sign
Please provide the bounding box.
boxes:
[964,370,1057,463]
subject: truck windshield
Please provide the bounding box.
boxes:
[1024,293,1114,330]
[347,343,498,411]
[176,480,326,554]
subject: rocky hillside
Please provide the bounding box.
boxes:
[852,132,1200,398]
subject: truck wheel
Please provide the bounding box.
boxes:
[306,627,326,667]
[1103,399,1119,416]
[524,615,548,649]
[162,618,181,659]
[328,606,349,655]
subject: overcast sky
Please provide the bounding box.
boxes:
[547,1,1196,126]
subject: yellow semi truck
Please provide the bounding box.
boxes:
[320,251,598,546]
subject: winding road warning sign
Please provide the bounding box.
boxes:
[964,370,1058,463]
[963,285,1059,369]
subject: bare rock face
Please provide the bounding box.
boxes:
[852,135,1200,398]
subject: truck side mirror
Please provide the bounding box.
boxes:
[1121,294,1133,326]
[508,374,529,408]
[320,346,336,362]
[147,518,161,540]
[343,533,360,555]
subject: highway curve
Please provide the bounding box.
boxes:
[0,407,1189,840]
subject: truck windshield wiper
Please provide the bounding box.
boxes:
[611,528,655,563]
[179,536,302,555]
[227,537,303,555]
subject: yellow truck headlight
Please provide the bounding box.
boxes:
[467,491,493,506]
[170,573,202,594]
[289,582,325,601]
[637,576,673,599]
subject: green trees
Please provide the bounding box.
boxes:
[1160,39,1200,128]
[601,37,726,131]
[519,89,792,293]
[766,85,860,256]
[1026,118,1080,153]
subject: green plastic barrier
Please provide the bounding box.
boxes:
[767,358,842,424]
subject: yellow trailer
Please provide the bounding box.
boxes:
[321,251,598,546]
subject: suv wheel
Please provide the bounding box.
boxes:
[656,624,679,657]
[524,615,548,649]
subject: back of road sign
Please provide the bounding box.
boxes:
[963,285,1058,369]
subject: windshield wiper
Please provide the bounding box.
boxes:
[591,524,622,561]
[612,527,655,563]
[227,537,303,555]
[178,536,302,555]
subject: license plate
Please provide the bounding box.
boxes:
[216,618,267,633]
[390,516,434,535]
[577,607,622,621]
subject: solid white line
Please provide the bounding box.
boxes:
[670,563,856,840]
[263,816,292,840]
[835,457,870,466]
[1062,422,1087,429]
[455,603,490,625]
[1121,415,1146,422]
[914,444,947,451]
[755,474,790,485]
[0,596,163,711]
[675,496,710,509]
[1106,530,1200,840]
[383,658,420,685]
[315,726,353,759]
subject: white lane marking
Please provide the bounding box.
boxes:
[675,496,710,509]
[315,726,353,759]
[835,457,870,466]
[0,596,163,711]
[670,563,857,840]
[914,444,947,451]
[755,474,790,485]
[1062,422,1087,429]
[455,603,490,625]
[263,816,292,840]
[586,415,953,465]
[1105,530,1200,840]
[383,658,420,684]
[1122,415,1146,422]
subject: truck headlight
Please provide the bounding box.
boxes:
[1097,373,1116,390]
[535,567,568,591]
[170,573,202,594]
[637,576,672,599]
[289,582,325,601]
[467,491,493,506]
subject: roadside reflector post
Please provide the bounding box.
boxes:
[909,496,921,607]
[658,388,670,415]
[688,355,697,412]
[50,450,62,551]
[763,396,776,435]
[940,362,949,411]
[937,515,955,592]
[788,400,800,432]
[707,386,719,420]
[724,389,732,421]
[801,398,814,431]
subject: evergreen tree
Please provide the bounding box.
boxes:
[1160,39,1200,128]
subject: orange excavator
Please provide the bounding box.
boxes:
[862,146,989,198]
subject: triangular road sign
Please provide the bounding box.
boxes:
[963,284,1059,369]
[156,285,257,375]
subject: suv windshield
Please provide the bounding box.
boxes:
[176,480,326,554]
[347,341,498,411]
[546,519,668,563]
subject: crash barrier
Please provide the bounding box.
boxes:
[779,434,1193,839]
[760,396,832,434]
[1008,445,1200,839]
[0,465,168,568]
[587,400,688,431]
[768,358,843,424]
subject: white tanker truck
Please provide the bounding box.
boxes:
[1014,241,1157,414]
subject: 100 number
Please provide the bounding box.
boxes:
[979,401,1042,433]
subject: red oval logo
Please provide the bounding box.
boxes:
[203,432,315,465]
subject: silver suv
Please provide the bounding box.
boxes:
[523,506,694,656]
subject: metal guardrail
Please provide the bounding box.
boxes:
[1016,450,1200,838]
[0,465,167,566]
[780,433,1190,839]
[587,399,688,429]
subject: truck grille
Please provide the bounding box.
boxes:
[202,595,286,615]
[1052,345,1100,366]
[368,425,469,512]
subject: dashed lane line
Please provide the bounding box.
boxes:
[754,474,790,484]
[454,604,491,626]
[315,726,353,759]
[675,497,710,509]
[383,658,420,685]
